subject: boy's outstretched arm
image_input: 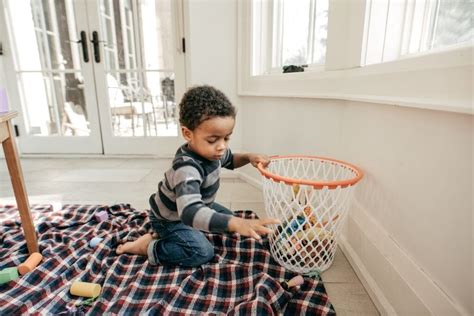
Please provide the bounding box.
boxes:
[228,216,280,240]
[233,153,271,169]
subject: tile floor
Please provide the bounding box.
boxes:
[0,157,379,315]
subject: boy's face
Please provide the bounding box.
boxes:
[182,116,235,161]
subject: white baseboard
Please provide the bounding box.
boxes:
[19,153,175,159]
[236,170,262,189]
[341,200,470,316]
[339,236,397,315]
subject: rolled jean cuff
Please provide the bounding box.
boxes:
[147,239,159,265]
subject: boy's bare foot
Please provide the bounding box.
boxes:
[116,233,153,256]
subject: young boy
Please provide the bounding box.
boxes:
[117,85,279,267]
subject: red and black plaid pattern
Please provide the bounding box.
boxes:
[0,204,335,315]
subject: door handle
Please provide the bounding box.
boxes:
[79,31,89,63]
[91,31,101,63]
[68,31,89,62]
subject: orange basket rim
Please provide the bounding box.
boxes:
[257,155,364,189]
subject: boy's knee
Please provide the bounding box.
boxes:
[190,243,214,266]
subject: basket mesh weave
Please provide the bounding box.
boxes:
[260,156,362,273]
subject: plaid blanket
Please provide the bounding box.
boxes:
[0,204,335,315]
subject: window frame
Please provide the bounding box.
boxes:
[238,0,473,114]
[270,0,328,71]
[253,0,328,75]
[99,0,120,71]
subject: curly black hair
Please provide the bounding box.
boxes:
[179,85,236,130]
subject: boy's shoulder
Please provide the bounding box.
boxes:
[173,144,198,163]
[171,146,205,176]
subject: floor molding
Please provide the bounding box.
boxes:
[19,153,174,159]
[338,237,396,315]
[236,170,262,189]
[343,200,469,316]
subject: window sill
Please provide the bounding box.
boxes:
[238,46,473,115]
[238,90,470,114]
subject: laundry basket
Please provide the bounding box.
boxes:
[257,155,363,274]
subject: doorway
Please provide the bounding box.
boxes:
[0,0,185,155]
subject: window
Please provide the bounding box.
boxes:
[363,0,473,65]
[252,0,328,75]
[239,0,472,113]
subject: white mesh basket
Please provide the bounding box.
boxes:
[258,155,363,274]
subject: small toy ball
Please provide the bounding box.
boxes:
[281,275,304,291]
[94,211,109,222]
[89,237,104,248]
[18,252,43,275]
[0,267,19,285]
[70,281,102,298]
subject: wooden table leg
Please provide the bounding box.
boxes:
[2,120,39,254]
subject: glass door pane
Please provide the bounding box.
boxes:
[2,0,103,153]
[106,70,176,137]
[90,0,184,155]
[99,0,178,138]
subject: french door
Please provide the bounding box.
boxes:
[0,0,185,155]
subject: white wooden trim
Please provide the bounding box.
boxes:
[238,46,473,114]
[236,169,262,189]
[325,0,367,70]
[344,198,471,315]
[234,91,472,115]
[338,237,397,316]
[19,153,175,159]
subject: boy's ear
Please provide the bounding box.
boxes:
[181,126,193,141]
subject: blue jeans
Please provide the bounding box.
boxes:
[147,199,233,267]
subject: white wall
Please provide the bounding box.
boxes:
[185,0,242,150]
[0,57,5,88]
[0,53,7,158]
[239,96,473,315]
[0,51,7,101]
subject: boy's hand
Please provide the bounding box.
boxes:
[228,217,280,240]
[248,153,271,168]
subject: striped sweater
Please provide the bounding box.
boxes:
[151,144,234,232]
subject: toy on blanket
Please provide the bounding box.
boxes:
[94,210,109,222]
[0,267,19,285]
[18,252,43,275]
[89,237,104,248]
[70,281,102,298]
[280,275,304,291]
